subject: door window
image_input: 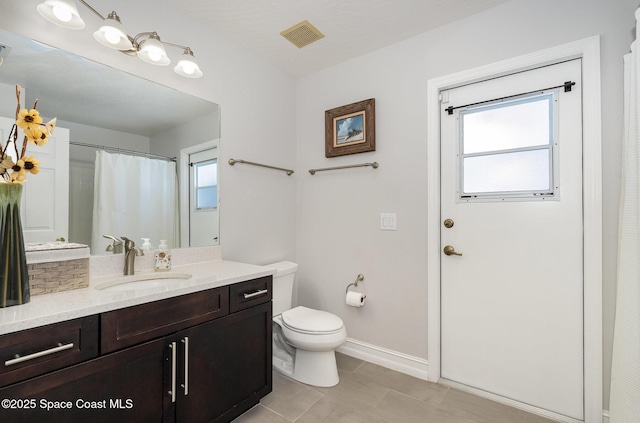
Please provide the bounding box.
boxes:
[458,92,557,201]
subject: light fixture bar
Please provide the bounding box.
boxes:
[36,0,203,78]
[76,0,106,20]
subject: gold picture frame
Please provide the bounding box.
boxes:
[325,98,375,158]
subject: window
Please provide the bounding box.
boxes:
[194,159,218,209]
[458,92,557,201]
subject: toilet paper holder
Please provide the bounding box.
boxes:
[345,274,365,294]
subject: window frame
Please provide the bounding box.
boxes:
[456,90,560,202]
[193,158,218,211]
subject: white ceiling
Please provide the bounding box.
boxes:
[1,1,511,136]
[166,0,510,77]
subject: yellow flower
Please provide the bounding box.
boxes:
[9,170,26,184]
[22,156,40,175]
[16,108,43,130]
[24,127,49,146]
[12,160,25,174]
[0,156,14,171]
[45,117,57,135]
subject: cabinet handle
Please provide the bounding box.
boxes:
[243,289,268,299]
[4,342,74,367]
[169,342,177,403]
[181,337,189,396]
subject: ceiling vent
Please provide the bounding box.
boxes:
[280,20,324,49]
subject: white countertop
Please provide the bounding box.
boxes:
[0,259,275,336]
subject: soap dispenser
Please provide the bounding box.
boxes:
[141,238,152,253]
[154,239,171,271]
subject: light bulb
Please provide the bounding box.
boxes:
[181,63,195,75]
[147,47,162,62]
[52,5,73,22]
[103,28,121,45]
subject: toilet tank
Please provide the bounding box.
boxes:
[267,261,298,316]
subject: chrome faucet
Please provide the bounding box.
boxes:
[121,236,144,275]
[103,235,123,254]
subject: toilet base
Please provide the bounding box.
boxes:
[272,346,340,387]
[292,349,339,387]
[272,313,344,388]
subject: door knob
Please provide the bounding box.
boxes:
[443,245,462,256]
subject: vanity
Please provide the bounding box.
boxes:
[0,253,274,423]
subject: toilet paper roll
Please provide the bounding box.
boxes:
[346,291,366,307]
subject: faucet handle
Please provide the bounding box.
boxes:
[103,235,123,254]
[121,236,134,249]
[103,234,122,244]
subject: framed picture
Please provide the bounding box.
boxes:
[325,98,375,158]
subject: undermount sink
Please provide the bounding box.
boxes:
[95,273,193,292]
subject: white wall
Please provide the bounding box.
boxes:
[295,0,636,411]
[150,110,220,160]
[66,120,151,163]
[0,0,298,265]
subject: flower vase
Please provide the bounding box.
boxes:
[0,183,30,308]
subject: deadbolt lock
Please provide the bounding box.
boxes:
[443,218,454,228]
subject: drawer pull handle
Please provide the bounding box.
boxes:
[5,342,74,367]
[169,342,177,403]
[243,289,268,299]
[181,337,189,396]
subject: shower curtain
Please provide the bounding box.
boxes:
[610,8,640,422]
[91,151,179,254]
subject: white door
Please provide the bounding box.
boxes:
[0,117,69,243]
[188,147,219,247]
[440,59,583,420]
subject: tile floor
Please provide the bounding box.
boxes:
[234,353,557,423]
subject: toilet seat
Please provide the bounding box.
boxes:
[281,306,344,334]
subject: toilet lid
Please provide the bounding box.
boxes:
[281,306,344,333]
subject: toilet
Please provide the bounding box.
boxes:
[267,261,347,387]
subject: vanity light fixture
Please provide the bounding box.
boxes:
[36,0,203,78]
[136,32,170,65]
[93,11,132,50]
[37,0,86,30]
[174,48,203,78]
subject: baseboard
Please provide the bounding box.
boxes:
[336,338,428,380]
[602,410,609,423]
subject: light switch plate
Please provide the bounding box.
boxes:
[380,213,397,230]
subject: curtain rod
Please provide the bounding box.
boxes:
[70,141,177,162]
[444,81,575,115]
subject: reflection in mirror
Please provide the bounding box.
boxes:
[0,29,220,254]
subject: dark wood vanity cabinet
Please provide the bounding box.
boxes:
[176,301,272,423]
[0,276,273,423]
[0,336,171,422]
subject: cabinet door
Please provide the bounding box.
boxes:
[176,302,272,423]
[0,336,173,423]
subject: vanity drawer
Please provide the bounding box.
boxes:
[101,286,229,354]
[0,315,99,388]
[230,276,273,313]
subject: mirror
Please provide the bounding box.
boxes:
[0,29,220,253]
